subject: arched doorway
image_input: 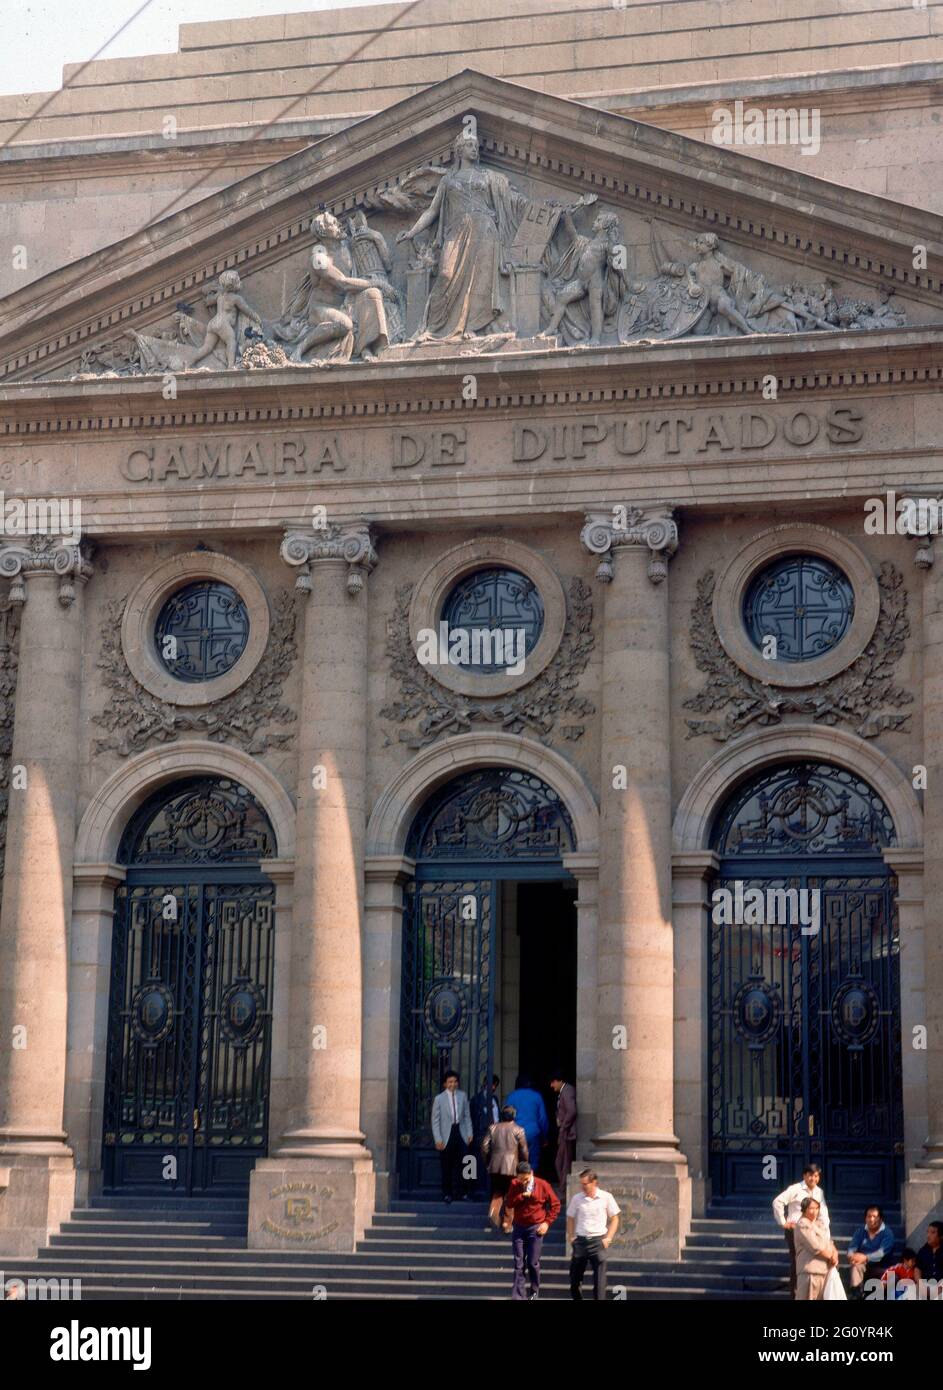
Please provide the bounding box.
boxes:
[397,766,577,1195]
[708,760,904,1205]
[102,776,278,1195]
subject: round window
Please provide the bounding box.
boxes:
[742,555,854,663]
[440,568,544,674]
[155,581,250,683]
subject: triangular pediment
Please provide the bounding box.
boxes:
[3,68,943,384]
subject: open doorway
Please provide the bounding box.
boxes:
[495,880,577,1183]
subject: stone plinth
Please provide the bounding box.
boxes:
[567,1164,692,1267]
[247,1156,375,1254]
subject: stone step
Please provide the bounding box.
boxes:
[8,1202,817,1300]
[0,1279,775,1301]
[48,1232,250,1250]
[0,1259,787,1299]
[28,1246,787,1284]
[90,1193,249,1208]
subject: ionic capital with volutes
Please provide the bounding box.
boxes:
[580,506,678,584]
[280,521,378,596]
[0,535,94,606]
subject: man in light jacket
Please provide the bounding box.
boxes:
[794,1196,839,1300]
[431,1070,473,1204]
[773,1164,829,1296]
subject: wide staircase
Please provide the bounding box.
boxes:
[2,1196,898,1300]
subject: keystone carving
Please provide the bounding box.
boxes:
[93,590,297,757]
[281,523,378,597]
[683,562,913,741]
[380,576,595,748]
[581,507,678,584]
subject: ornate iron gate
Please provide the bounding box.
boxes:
[103,778,277,1194]
[397,768,575,1195]
[397,879,495,1193]
[709,763,904,1203]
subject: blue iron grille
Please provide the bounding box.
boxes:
[742,555,854,662]
[155,580,250,682]
[711,762,895,859]
[406,767,576,862]
[440,568,544,673]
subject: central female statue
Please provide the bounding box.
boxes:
[397,126,530,339]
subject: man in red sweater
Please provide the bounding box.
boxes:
[502,1161,562,1300]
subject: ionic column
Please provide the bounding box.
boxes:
[0,538,92,1255]
[580,508,690,1259]
[247,523,377,1252]
[903,522,943,1236]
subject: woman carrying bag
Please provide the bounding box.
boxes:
[795,1196,843,1300]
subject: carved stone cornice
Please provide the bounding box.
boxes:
[581,507,678,584]
[0,535,94,606]
[281,522,378,597]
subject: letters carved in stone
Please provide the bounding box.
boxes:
[93,590,298,757]
[380,576,595,747]
[684,562,913,741]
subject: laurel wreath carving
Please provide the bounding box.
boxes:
[683,562,913,741]
[93,590,298,756]
[380,576,596,748]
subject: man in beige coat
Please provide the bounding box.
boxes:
[794,1196,840,1300]
[481,1105,529,1229]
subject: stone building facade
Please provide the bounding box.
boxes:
[0,3,942,1264]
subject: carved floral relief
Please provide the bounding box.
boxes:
[93,590,298,757]
[683,563,913,741]
[380,575,595,748]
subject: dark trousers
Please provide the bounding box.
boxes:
[511,1224,545,1299]
[556,1137,576,1191]
[440,1123,466,1199]
[570,1235,608,1300]
[785,1227,797,1297]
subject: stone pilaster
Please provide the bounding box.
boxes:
[0,537,93,1255]
[902,518,943,1237]
[247,523,377,1252]
[579,507,691,1259]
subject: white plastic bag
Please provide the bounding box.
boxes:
[823,1266,847,1301]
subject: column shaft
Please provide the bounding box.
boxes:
[282,557,369,1154]
[0,573,85,1152]
[595,544,677,1155]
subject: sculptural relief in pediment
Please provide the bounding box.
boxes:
[64,116,913,383]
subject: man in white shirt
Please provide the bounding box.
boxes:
[772,1164,830,1296]
[566,1168,620,1300]
[431,1070,473,1204]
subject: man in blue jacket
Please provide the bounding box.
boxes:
[505,1075,548,1176]
[847,1205,895,1296]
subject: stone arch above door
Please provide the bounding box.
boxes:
[673,725,922,854]
[75,739,296,865]
[366,732,599,860]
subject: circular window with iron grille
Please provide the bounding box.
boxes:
[155,580,250,683]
